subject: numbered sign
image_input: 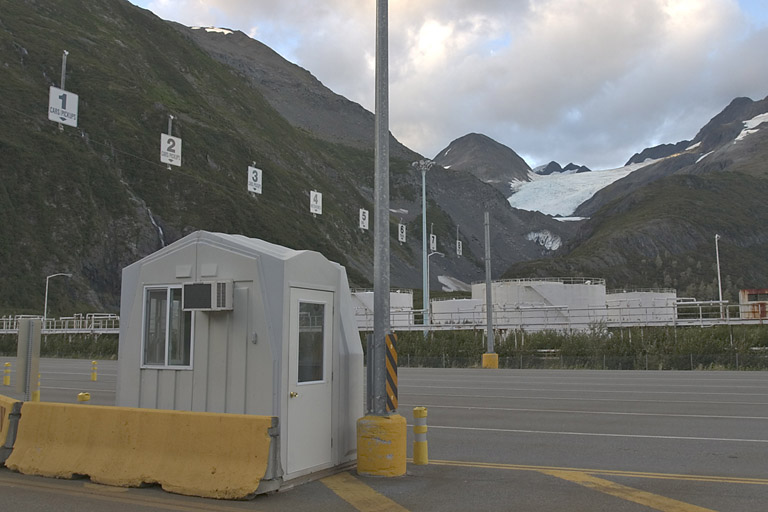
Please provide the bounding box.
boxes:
[310,191,323,215]
[430,233,437,252]
[160,134,182,167]
[48,86,79,127]
[398,223,406,243]
[456,240,463,256]
[359,208,369,230]
[248,166,263,194]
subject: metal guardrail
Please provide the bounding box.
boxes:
[471,277,607,286]
[355,302,765,332]
[0,314,119,335]
[2,301,764,337]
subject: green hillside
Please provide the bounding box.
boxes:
[0,0,394,313]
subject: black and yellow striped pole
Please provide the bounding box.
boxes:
[385,333,398,412]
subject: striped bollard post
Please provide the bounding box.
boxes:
[413,407,428,465]
[385,333,398,412]
[91,360,97,382]
[2,362,10,386]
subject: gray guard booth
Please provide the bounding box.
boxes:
[117,231,363,483]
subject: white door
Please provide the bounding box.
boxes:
[287,288,334,475]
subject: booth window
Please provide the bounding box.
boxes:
[143,286,192,368]
[298,302,325,383]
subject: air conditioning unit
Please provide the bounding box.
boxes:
[182,281,233,311]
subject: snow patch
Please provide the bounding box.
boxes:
[526,230,561,251]
[438,275,471,293]
[191,26,234,35]
[696,151,714,163]
[507,160,658,216]
[734,112,768,142]
[686,141,702,151]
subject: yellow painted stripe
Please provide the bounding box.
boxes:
[322,472,409,512]
[422,459,768,486]
[541,470,716,512]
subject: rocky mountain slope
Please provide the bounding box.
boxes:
[505,95,768,301]
[433,133,531,195]
[0,0,573,314]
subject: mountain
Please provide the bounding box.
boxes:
[503,95,768,302]
[0,0,574,315]
[433,133,531,195]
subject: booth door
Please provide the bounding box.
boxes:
[287,288,334,474]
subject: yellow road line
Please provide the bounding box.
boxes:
[541,470,716,512]
[423,459,768,486]
[321,472,409,512]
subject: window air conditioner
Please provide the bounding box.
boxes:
[182,281,233,311]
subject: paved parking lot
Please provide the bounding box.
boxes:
[2,358,768,511]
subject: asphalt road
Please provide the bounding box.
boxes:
[2,358,768,511]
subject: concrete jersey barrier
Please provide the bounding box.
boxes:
[0,394,22,464]
[4,401,281,499]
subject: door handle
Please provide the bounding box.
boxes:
[290,391,299,398]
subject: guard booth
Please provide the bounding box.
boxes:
[117,231,363,484]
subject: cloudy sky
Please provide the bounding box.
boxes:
[131,0,768,169]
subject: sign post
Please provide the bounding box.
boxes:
[310,191,323,216]
[248,165,263,195]
[160,115,181,168]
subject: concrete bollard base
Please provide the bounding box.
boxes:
[356,414,406,477]
[482,353,499,369]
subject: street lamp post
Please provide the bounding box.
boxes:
[412,159,434,328]
[715,234,723,318]
[44,273,72,324]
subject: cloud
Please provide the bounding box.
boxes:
[138,0,767,169]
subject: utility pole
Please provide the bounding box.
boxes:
[482,211,498,369]
[357,0,406,478]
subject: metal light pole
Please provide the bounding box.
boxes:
[482,211,498,368]
[44,273,72,323]
[411,159,434,328]
[358,0,406,480]
[427,250,444,319]
[422,168,428,326]
[371,0,390,417]
[715,234,724,318]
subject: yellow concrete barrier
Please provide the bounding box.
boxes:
[0,394,22,464]
[5,401,280,499]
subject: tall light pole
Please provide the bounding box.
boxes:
[411,159,434,327]
[44,273,72,323]
[358,0,406,480]
[715,234,724,318]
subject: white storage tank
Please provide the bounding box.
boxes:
[471,277,607,331]
[430,298,483,324]
[606,288,677,324]
[351,289,414,330]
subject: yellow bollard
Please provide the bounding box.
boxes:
[2,362,10,386]
[413,406,428,465]
[31,373,41,402]
[77,392,91,402]
[482,352,499,369]
[91,360,97,382]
